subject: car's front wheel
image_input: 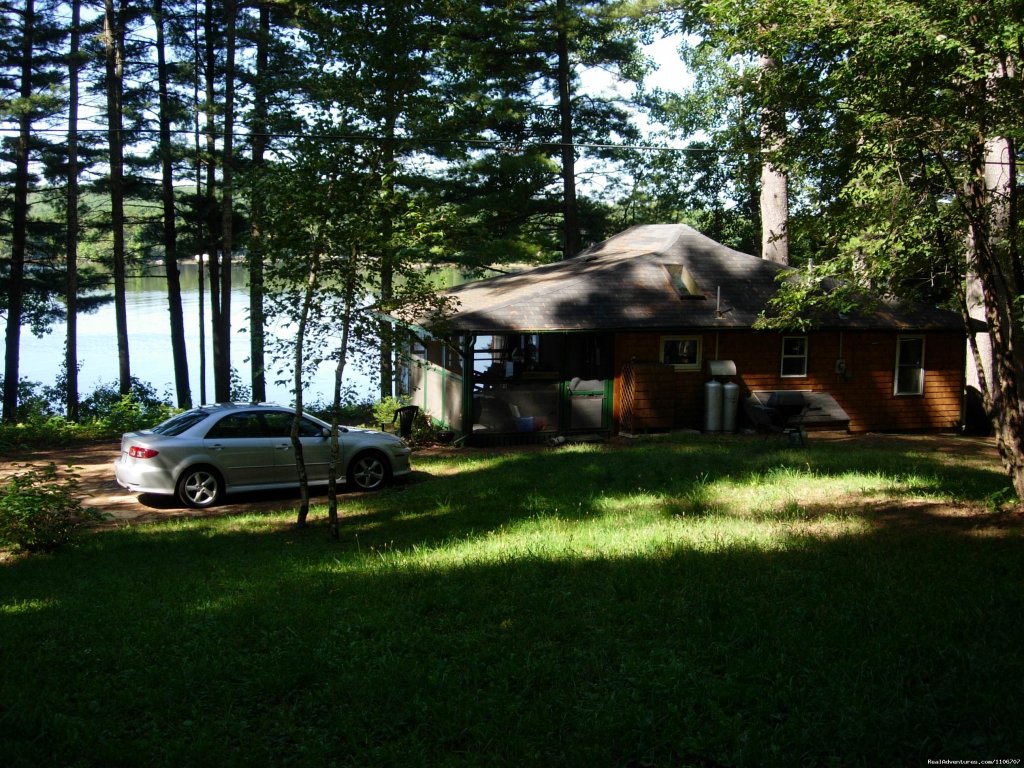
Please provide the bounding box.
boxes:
[347,451,390,491]
[176,466,223,508]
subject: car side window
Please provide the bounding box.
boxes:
[262,412,324,438]
[299,417,326,437]
[205,413,266,439]
[151,410,210,436]
[263,412,291,438]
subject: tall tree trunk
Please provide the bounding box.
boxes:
[104,0,131,395]
[192,0,207,405]
[154,0,191,408]
[378,189,394,403]
[377,76,398,402]
[293,262,319,528]
[964,119,1024,495]
[203,0,221,400]
[248,4,269,403]
[760,159,789,263]
[328,248,358,542]
[215,0,236,403]
[556,0,579,259]
[965,57,1016,436]
[65,0,81,421]
[758,54,789,265]
[2,0,33,423]
[964,135,1007,432]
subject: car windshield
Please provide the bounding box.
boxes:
[150,410,211,436]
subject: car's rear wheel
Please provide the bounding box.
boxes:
[176,466,223,508]
[347,451,390,491]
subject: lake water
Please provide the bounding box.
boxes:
[16,263,378,406]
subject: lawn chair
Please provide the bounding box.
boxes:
[392,405,419,438]
[744,391,809,446]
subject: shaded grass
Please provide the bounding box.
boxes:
[1,434,1022,766]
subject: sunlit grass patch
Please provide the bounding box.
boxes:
[2,432,1017,767]
[0,597,59,615]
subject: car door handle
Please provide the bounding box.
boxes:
[275,443,291,451]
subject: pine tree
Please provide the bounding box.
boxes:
[0,0,65,421]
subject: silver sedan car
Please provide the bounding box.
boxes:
[115,403,412,508]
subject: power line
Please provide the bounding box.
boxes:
[0,125,726,154]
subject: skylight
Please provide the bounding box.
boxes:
[664,264,701,297]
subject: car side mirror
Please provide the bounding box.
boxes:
[321,427,331,439]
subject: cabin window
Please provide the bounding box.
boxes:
[780,336,808,378]
[895,336,925,395]
[660,336,701,370]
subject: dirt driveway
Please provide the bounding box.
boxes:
[0,431,1014,530]
[0,441,336,526]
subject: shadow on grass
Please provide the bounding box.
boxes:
[324,434,1014,550]
[2,435,1021,766]
[2,508,1022,767]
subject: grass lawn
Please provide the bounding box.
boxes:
[2,433,1023,766]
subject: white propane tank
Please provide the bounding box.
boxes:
[722,381,740,433]
[704,379,723,433]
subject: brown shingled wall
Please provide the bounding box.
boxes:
[614,329,964,433]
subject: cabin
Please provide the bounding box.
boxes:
[402,224,966,444]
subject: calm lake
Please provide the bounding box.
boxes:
[17,263,378,406]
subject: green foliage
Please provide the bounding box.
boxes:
[76,378,169,422]
[306,397,375,427]
[0,463,102,552]
[755,259,874,331]
[0,379,174,452]
[0,435,1019,764]
[0,416,81,452]
[93,395,166,436]
[366,396,439,443]
[228,368,251,403]
[371,396,410,428]
[408,408,441,444]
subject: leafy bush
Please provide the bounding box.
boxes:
[91,394,174,436]
[368,397,444,444]
[372,396,410,429]
[0,463,103,552]
[0,379,175,453]
[229,367,252,403]
[305,396,375,427]
[78,378,170,424]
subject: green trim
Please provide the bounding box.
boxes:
[461,335,473,440]
[458,331,614,440]
[559,377,613,433]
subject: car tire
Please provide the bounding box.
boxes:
[176,466,223,508]
[347,451,390,491]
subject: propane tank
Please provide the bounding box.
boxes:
[704,379,723,433]
[722,381,740,433]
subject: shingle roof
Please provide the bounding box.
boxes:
[427,224,965,334]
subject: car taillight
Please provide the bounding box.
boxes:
[129,446,159,459]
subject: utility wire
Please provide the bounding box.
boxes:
[0,125,726,154]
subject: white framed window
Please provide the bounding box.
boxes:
[660,336,702,370]
[895,336,925,395]
[780,336,808,378]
